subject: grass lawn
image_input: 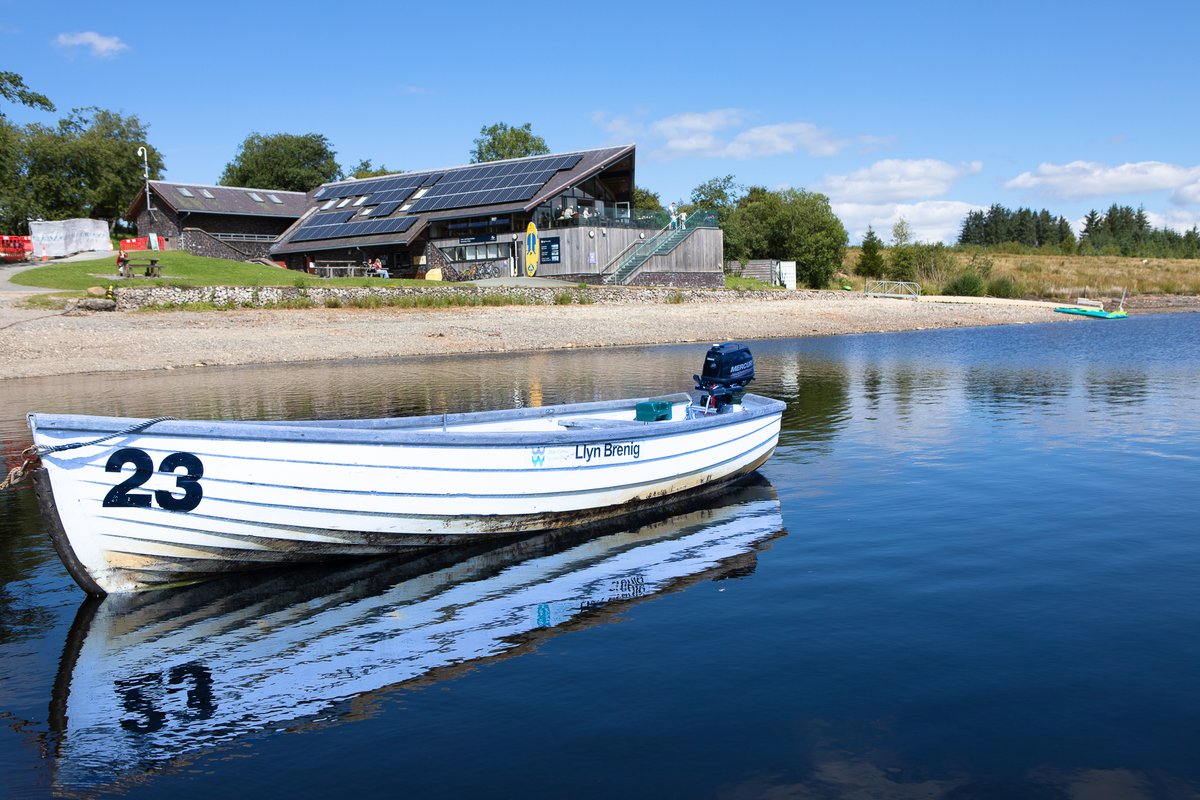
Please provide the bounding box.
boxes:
[725,275,780,291]
[11,251,452,291]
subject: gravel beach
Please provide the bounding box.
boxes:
[0,288,1072,380]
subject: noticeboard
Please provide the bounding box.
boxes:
[539,236,561,264]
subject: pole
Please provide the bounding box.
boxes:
[137,146,155,220]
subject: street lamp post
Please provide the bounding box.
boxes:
[137,146,155,220]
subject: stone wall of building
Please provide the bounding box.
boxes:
[180,229,274,261]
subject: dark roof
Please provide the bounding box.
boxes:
[126,182,309,221]
[271,145,635,255]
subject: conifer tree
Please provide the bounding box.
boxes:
[855,226,886,278]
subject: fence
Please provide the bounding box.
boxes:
[864,280,921,300]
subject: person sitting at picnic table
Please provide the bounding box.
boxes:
[116,249,130,277]
[371,257,389,279]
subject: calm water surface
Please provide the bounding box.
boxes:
[1,315,1198,798]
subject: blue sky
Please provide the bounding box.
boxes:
[4,0,1199,243]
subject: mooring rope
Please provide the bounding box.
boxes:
[1,416,175,491]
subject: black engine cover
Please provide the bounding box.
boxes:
[695,342,755,392]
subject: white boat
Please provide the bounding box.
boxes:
[47,480,784,791]
[26,343,784,595]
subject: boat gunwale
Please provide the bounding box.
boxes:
[29,393,786,448]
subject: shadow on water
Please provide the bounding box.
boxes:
[44,479,785,795]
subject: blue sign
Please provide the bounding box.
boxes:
[539,236,561,264]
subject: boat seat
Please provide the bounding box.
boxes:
[557,417,646,430]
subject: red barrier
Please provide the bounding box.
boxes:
[1,235,32,263]
[120,237,150,251]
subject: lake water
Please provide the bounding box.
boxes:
[2,315,1199,799]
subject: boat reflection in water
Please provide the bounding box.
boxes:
[50,478,785,792]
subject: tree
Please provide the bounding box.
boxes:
[632,185,663,211]
[855,226,886,278]
[724,187,847,288]
[959,210,986,246]
[891,218,912,247]
[347,159,400,179]
[0,71,54,116]
[1,107,163,232]
[220,132,341,192]
[470,122,549,163]
[689,175,744,210]
[77,108,165,228]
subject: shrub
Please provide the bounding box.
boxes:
[666,290,685,304]
[986,275,1020,299]
[349,294,383,309]
[942,271,986,296]
[554,291,574,305]
[324,295,342,308]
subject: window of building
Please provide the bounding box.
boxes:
[353,196,368,206]
[176,187,194,197]
[337,198,351,208]
[267,194,284,204]
[248,192,265,202]
[321,199,336,210]
[200,189,215,199]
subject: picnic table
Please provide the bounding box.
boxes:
[314,265,365,278]
[117,256,160,278]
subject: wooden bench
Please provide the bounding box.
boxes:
[118,258,160,278]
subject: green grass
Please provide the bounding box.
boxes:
[725,275,780,291]
[10,251,454,291]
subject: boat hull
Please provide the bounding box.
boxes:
[29,393,784,594]
[1053,307,1128,319]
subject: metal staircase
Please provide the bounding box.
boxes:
[601,210,715,285]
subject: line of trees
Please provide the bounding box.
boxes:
[959,203,1200,259]
[1078,204,1200,258]
[958,205,1076,252]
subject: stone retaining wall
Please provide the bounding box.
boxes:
[180,229,273,261]
[112,284,808,311]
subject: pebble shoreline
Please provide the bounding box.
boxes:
[0,289,1076,380]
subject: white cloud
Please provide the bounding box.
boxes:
[651,109,746,158]
[823,159,983,203]
[645,110,851,160]
[55,31,128,58]
[1006,160,1200,199]
[1171,181,1200,206]
[723,122,848,159]
[1143,208,1200,233]
[833,200,981,245]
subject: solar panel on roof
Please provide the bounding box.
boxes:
[368,202,400,217]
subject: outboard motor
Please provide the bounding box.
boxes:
[693,342,755,413]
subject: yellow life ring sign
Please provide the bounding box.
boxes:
[524,222,539,277]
